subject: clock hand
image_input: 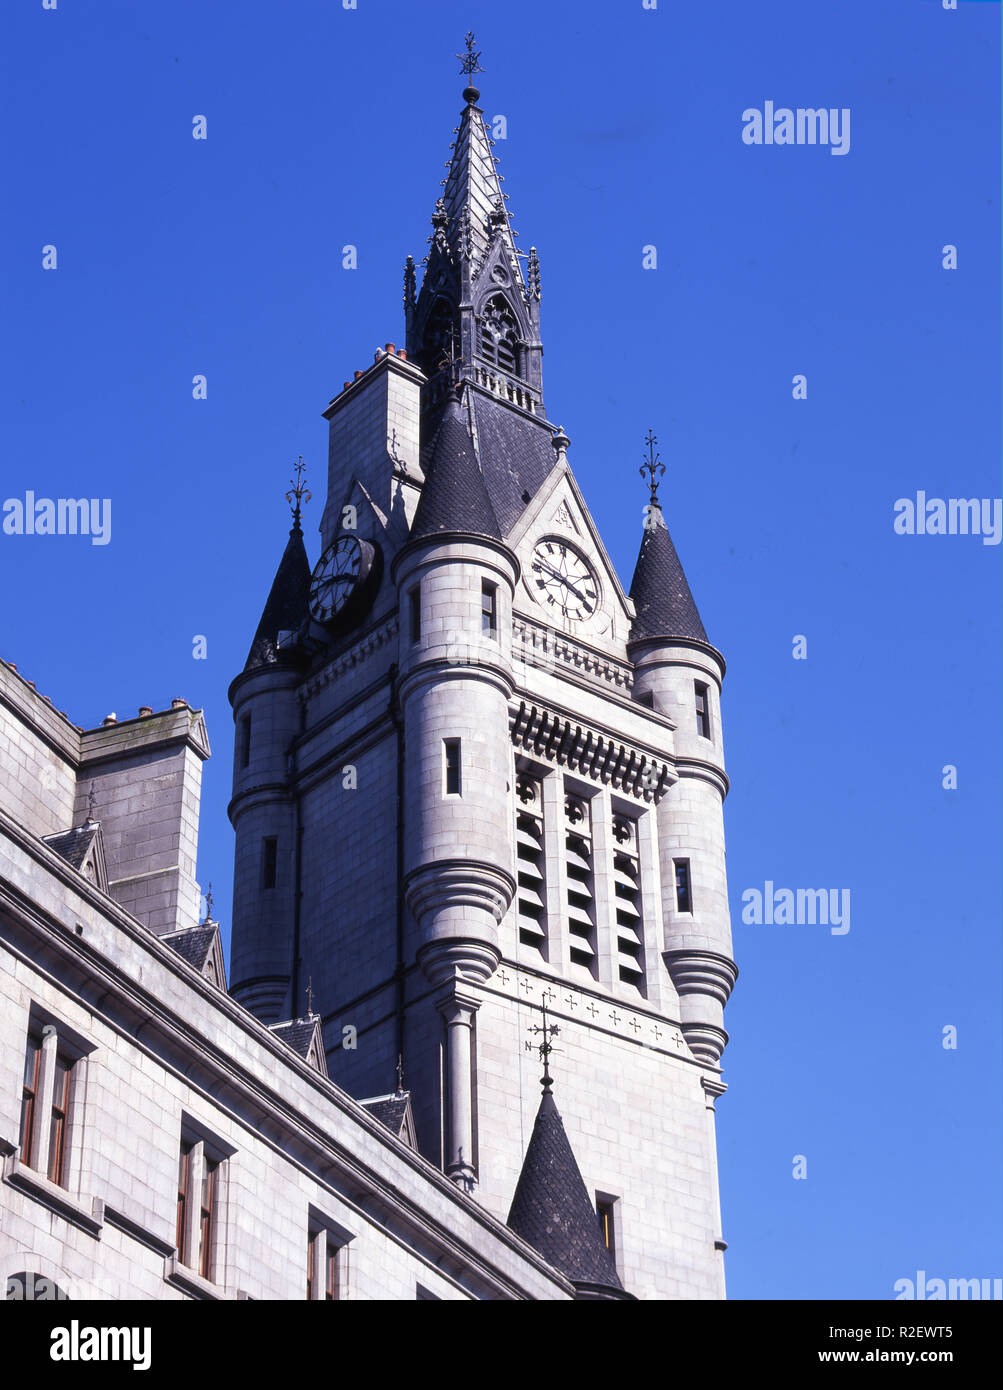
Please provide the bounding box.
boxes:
[536,560,590,606]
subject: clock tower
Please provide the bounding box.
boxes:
[227,50,737,1301]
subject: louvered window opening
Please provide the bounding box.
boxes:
[515,775,546,954]
[565,793,598,977]
[612,816,645,988]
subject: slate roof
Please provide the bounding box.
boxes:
[163,924,217,971]
[410,390,501,541]
[245,524,312,670]
[468,390,557,536]
[507,1090,624,1291]
[439,91,522,287]
[43,822,100,871]
[270,1018,321,1059]
[628,504,708,645]
[361,1094,411,1139]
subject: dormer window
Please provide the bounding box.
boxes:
[479,295,520,376]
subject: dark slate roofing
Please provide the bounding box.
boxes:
[270,1017,321,1059]
[467,390,557,536]
[244,525,312,671]
[163,924,217,971]
[361,1094,411,1138]
[43,822,99,870]
[410,389,501,541]
[628,504,708,644]
[507,1090,624,1291]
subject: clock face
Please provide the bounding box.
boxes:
[309,536,375,625]
[529,538,600,623]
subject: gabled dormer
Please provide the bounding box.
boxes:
[162,919,228,992]
[42,817,109,892]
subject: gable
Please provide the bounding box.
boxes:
[507,462,636,647]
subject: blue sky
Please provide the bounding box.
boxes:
[2,0,999,1299]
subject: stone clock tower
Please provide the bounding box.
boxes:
[227,53,737,1301]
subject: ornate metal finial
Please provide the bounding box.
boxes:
[86,785,97,823]
[306,975,314,1017]
[203,881,214,922]
[641,429,665,507]
[395,1053,405,1095]
[457,31,484,90]
[403,254,416,310]
[285,455,311,532]
[525,1004,561,1094]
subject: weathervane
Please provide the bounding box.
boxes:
[457,31,484,84]
[285,455,311,531]
[525,1004,561,1094]
[640,429,665,507]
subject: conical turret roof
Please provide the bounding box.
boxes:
[244,524,311,670]
[409,388,501,542]
[628,504,708,645]
[507,1089,624,1292]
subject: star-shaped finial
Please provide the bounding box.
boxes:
[640,429,665,506]
[285,455,311,532]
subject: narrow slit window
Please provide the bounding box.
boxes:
[695,682,711,739]
[409,586,421,644]
[597,1197,617,1263]
[262,837,278,890]
[481,581,497,638]
[674,859,693,914]
[444,740,461,796]
[239,715,251,768]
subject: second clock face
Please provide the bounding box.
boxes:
[309,536,376,626]
[529,538,600,623]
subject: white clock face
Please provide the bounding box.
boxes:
[529,538,600,623]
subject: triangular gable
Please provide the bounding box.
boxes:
[507,461,636,639]
[201,929,227,992]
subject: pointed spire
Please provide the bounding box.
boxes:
[628,432,708,645]
[409,386,501,542]
[244,505,312,671]
[507,1047,626,1295]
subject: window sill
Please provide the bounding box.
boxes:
[163,1253,224,1301]
[2,1151,103,1238]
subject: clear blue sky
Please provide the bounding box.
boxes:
[2,0,999,1300]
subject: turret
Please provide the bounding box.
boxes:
[392,383,519,1188]
[626,449,736,1065]
[228,504,311,1023]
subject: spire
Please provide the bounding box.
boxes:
[408,386,501,542]
[407,38,544,414]
[245,479,313,672]
[507,1047,627,1296]
[628,433,708,645]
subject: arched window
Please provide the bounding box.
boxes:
[478,296,520,376]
